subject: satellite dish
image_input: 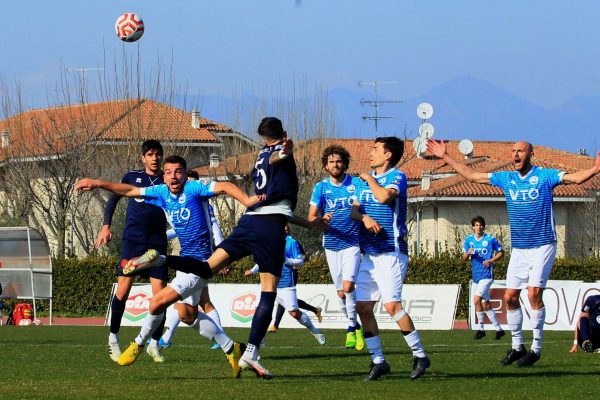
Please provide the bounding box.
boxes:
[458,139,474,158]
[413,136,427,158]
[416,103,433,119]
[418,122,435,138]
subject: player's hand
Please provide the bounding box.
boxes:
[467,248,474,255]
[94,225,112,248]
[75,178,97,192]
[359,172,372,182]
[281,132,293,155]
[569,343,578,353]
[323,212,334,223]
[483,260,491,267]
[426,139,447,159]
[219,267,230,276]
[244,194,266,207]
[244,270,253,276]
[309,217,329,231]
[362,215,382,234]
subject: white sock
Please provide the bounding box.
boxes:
[135,312,165,346]
[161,306,181,343]
[403,330,427,358]
[530,307,545,354]
[365,336,384,364]
[192,313,233,353]
[108,332,119,343]
[506,308,524,349]
[244,343,258,360]
[298,311,319,334]
[149,339,158,347]
[337,297,348,325]
[345,291,358,328]
[476,311,485,330]
[206,308,224,331]
[485,308,502,330]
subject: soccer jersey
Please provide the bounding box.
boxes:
[103,170,167,246]
[141,180,216,260]
[353,168,408,254]
[489,166,564,249]
[582,295,600,330]
[463,233,503,283]
[309,174,361,250]
[247,142,299,213]
[278,235,304,289]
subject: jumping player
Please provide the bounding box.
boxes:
[95,139,169,363]
[351,137,429,380]
[309,144,365,350]
[569,295,600,353]
[427,139,600,366]
[463,216,505,340]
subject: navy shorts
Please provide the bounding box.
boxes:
[218,214,287,277]
[119,240,168,281]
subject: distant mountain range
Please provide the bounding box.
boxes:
[187,75,600,155]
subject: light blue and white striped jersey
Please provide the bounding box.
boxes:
[309,174,361,250]
[278,235,304,288]
[353,168,408,254]
[489,166,564,249]
[463,233,503,283]
[141,179,216,260]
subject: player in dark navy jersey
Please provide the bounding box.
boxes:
[428,139,600,367]
[95,140,169,363]
[569,295,600,353]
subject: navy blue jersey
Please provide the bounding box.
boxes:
[247,142,299,212]
[583,295,600,330]
[103,170,167,246]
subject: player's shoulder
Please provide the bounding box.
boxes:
[465,234,475,241]
[585,295,600,307]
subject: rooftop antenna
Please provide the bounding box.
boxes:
[359,81,402,133]
[414,102,434,158]
[458,139,474,159]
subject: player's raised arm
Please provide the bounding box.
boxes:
[75,178,142,197]
[359,172,398,204]
[426,139,491,184]
[213,181,265,207]
[269,133,294,165]
[562,151,600,184]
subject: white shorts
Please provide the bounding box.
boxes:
[474,279,493,301]
[325,246,361,290]
[276,287,298,311]
[355,251,408,304]
[506,243,557,289]
[169,271,209,307]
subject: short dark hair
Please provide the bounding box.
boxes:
[375,136,404,166]
[257,117,284,139]
[471,216,486,227]
[164,155,187,170]
[141,140,163,156]
[321,145,350,171]
[187,169,199,179]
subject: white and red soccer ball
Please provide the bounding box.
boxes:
[115,13,144,42]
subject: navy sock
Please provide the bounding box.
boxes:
[165,256,213,279]
[110,295,126,334]
[273,303,285,329]
[579,317,591,341]
[150,312,167,341]
[248,291,276,347]
[298,299,317,314]
[347,325,356,333]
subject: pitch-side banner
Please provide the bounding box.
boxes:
[107,283,460,330]
[468,280,600,331]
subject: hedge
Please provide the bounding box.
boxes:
[6,256,600,319]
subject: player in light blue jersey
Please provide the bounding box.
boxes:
[428,139,600,367]
[76,155,263,378]
[350,137,429,381]
[309,145,365,350]
[463,216,505,340]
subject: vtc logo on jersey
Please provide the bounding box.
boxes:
[326,197,353,209]
[123,292,151,321]
[230,292,259,323]
[509,188,539,201]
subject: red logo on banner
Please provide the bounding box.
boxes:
[230,292,258,323]
[124,292,151,321]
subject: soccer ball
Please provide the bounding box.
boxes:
[115,13,144,42]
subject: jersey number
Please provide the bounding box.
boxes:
[254,157,267,190]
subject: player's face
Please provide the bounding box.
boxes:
[512,142,533,173]
[472,222,484,236]
[163,162,187,194]
[324,154,347,178]
[141,149,163,174]
[369,142,389,169]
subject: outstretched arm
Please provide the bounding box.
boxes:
[213,182,264,207]
[427,139,491,184]
[562,151,600,184]
[76,178,141,197]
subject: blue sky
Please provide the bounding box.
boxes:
[2,1,600,146]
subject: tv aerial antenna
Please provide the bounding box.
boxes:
[414,102,434,158]
[359,81,402,133]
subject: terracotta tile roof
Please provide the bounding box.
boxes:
[0,98,231,160]
[196,137,600,198]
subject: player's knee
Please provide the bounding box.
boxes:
[289,310,301,319]
[337,290,345,299]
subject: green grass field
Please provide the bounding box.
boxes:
[1,326,598,399]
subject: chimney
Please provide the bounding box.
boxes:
[191,110,201,129]
[1,129,9,148]
[421,171,431,191]
[209,153,219,168]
